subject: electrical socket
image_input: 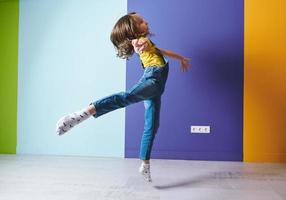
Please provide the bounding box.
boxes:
[190,126,211,134]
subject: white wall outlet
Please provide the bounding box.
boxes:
[190,126,211,134]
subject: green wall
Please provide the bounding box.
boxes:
[0,0,19,153]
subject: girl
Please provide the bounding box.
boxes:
[56,12,190,182]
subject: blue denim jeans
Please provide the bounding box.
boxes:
[91,63,169,160]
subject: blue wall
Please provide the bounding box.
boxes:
[125,0,244,161]
[17,0,127,157]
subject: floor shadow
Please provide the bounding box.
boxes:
[153,175,211,190]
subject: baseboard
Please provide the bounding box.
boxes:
[244,153,286,163]
[125,149,243,161]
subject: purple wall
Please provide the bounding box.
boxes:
[125,0,244,161]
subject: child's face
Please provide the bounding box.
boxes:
[133,14,149,36]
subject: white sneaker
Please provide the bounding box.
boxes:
[56,111,90,135]
[139,163,152,182]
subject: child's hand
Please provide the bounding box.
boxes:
[131,39,148,54]
[180,57,191,72]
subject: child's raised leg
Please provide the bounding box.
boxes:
[56,104,96,135]
[56,75,161,135]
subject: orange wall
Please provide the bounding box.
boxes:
[244,0,286,162]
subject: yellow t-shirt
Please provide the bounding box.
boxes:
[139,37,165,68]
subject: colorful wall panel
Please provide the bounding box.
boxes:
[244,0,286,162]
[126,0,244,161]
[17,0,127,157]
[0,0,19,154]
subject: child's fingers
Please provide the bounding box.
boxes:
[181,64,187,72]
[181,61,190,72]
[138,44,146,51]
[138,41,147,46]
[138,38,147,45]
[137,43,148,53]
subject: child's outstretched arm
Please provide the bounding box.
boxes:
[159,48,191,72]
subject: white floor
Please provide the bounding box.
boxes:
[0,155,285,200]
